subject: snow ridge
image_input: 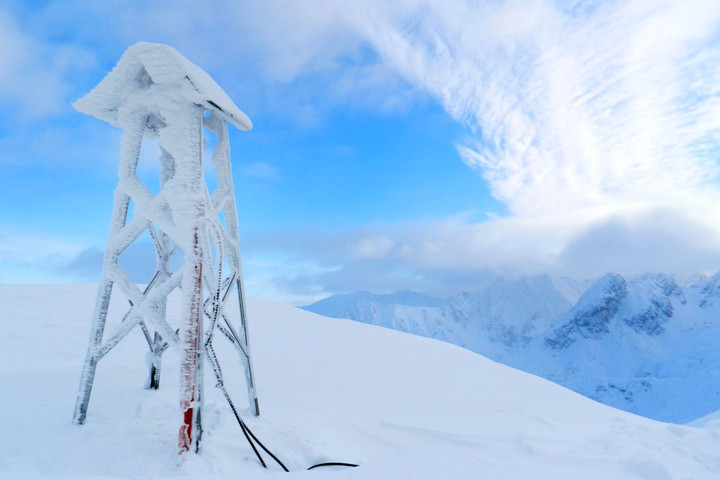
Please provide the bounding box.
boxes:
[304,272,720,423]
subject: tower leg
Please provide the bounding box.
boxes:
[73,279,114,424]
[236,278,260,416]
[147,332,164,390]
[73,358,98,425]
[207,116,259,417]
[74,120,140,425]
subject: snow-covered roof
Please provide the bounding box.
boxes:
[73,42,252,131]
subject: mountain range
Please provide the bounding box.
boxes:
[303,272,720,423]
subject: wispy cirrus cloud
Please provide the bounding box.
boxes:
[354,0,720,220]
[11,0,720,213]
[224,0,720,300]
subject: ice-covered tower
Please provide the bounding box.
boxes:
[72,42,259,454]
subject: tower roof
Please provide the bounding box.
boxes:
[73,42,252,131]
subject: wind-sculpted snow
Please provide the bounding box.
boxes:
[306,272,720,423]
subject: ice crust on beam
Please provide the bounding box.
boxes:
[73,42,252,131]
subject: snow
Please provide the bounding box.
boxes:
[73,42,252,131]
[305,273,720,423]
[2,283,720,479]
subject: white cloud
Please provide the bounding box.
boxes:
[16,1,720,214]
[243,207,720,301]
[557,209,720,280]
[0,231,89,283]
[349,0,720,222]
[218,0,720,298]
[350,235,395,259]
[0,9,94,119]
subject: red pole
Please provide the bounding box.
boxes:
[179,230,203,454]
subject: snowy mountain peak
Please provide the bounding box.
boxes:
[545,273,685,348]
[545,273,628,348]
[620,273,681,335]
[693,271,720,308]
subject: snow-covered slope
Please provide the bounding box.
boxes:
[304,273,720,423]
[3,283,720,479]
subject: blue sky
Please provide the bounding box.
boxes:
[2,0,720,303]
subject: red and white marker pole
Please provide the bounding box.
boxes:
[179,230,204,454]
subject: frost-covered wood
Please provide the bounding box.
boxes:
[72,42,258,456]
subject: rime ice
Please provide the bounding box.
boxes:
[71,42,258,455]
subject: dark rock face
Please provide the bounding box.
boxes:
[696,272,720,309]
[622,274,680,335]
[546,273,628,349]
[623,299,670,335]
